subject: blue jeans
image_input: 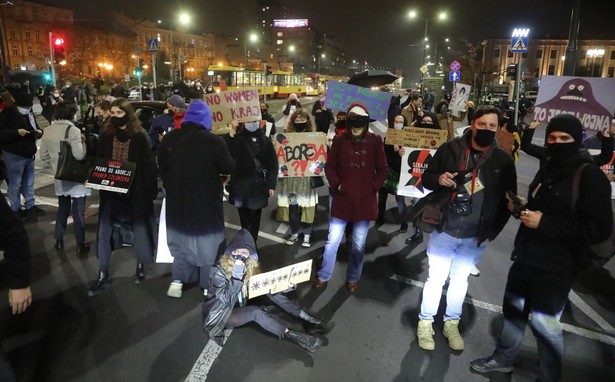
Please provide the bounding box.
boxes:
[419,230,487,321]
[55,195,86,243]
[3,152,35,211]
[317,217,370,283]
[492,262,574,382]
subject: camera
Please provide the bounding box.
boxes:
[450,191,472,216]
[506,190,526,219]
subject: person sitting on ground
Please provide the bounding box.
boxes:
[202,229,334,352]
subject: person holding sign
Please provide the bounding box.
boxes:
[282,93,302,129]
[415,105,516,352]
[88,98,158,296]
[158,100,236,299]
[202,229,333,351]
[311,90,334,134]
[224,116,278,246]
[314,103,388,292]
[276,109,319,248]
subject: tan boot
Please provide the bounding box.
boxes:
[417,320,435,350]
[443,320,464,350]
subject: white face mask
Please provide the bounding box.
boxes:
[394,122,404,130]
[319,97,325,102]
[244,122,260,132]
[17,106,31,115]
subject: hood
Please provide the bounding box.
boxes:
[224,228,258,261]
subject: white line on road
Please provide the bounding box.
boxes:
[276,222,290,235]
[390,274,615,346]
[223,222,287,244]
[568,290,615,334]
[185,330,232,382]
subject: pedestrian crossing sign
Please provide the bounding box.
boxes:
[511,36,528,53]
[148,38,159,53]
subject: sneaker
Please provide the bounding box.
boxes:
[470,356,514,373]
[417,320,435,350]
[470,265,480,277]
[167,281,183,298]
[443,319,464,350]
[302,234,311,248]
[286,233,299,245]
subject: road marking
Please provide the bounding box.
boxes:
[568,290,615,334]
[390,274,615,346]
[276,222,289,234]
[223,222,286,244]
[185,330,232,382]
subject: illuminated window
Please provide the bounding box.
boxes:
[277,32,283,37]
[25,27,31,39]
[12,43,18,56]
[277,40,283,45]
[27,45,33,56]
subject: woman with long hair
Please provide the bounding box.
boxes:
[88,98,158,296]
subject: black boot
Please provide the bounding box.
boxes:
[54,240,64,250]
[405,228,424,244]
[284,328,322,353]
[135,263,145,284]
[88,270,110,296]
[299,310,335,335]
[76,242,90,255]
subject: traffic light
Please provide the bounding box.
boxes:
[43,72,51,81]
[506,63,518,79]
[53,36,65,63]
[135,67,142,78]
[266,65,272,76]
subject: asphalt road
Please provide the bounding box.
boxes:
[1,97,614,382]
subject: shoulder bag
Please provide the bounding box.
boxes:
[55,125,89,183]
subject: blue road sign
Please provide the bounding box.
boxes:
[148,39,159,53]
[449,71,460,82]
[511,36,528,53]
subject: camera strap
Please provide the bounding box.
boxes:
[453,145,489,201]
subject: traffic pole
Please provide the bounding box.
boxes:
[49,32,56,86]
[152,53,157,91]
[263,62,267,102]
[514,55,521,126]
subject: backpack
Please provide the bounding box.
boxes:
[571,163,615,271]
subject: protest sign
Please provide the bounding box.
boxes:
[533,76,615,132]
[449,83,471,111]
[86,158,136,194]
[248,259,312,298]
[599,151,615,199]
[324,81,391,121]
[156,198,173,263]
[204,88,261,133]
[275,132,327,177]
[398,148,436,198]
[385,127,448,149]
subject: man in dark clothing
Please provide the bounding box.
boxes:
[148,100,175,151]
[259,102,276,137]
[471,114,613,382]
[423,87,435,112]
[311,90,334,134]
[158,100,236,299]
[0,194,33,380]
[416,105,516,352]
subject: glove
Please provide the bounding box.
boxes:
[231,259,246,280]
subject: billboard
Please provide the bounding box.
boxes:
[273,19,309,28]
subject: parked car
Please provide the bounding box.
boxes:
[524,90,538,102]
[129,101,168,130]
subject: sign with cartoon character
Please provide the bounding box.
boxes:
[397,148,437,198]
[449,83,471,111]
[533,76,615,132]
[275,132,327,177]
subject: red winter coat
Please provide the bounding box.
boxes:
[326,131,388,222]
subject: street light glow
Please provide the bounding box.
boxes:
[408,10,417,18]
[178,13,190,25]
[249,33,258,42]
[289,45,295,52]
[438,12,447,21]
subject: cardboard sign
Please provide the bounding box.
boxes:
[248,259,312,299]
[398,148,436,198]
[275,132,327,177]
[449,83,471,112]
[533,76,615,132]
[495,128,515,154]
[385,127,448,149]
[86,158,136,194]
[204,88,261,130]
[324,80,391,121]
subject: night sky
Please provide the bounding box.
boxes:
[47,0,615,79]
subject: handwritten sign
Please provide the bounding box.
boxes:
[204,88,261,132]
[86,158,136,194]
[398,148,436,198]
[248,259,312,299]
[275,132,327,177]
[385,127,448,149]
[325,81,391,121]
[533,76,615,132]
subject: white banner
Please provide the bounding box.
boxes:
[397,148,436,198]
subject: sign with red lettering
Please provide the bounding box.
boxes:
[397,148,436,198]
[86,158,136,193]
[275,132,327,177]
[204,88,261,134]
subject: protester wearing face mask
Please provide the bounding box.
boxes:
[415,105,516,352]
[282,93,302,128]
[42,86,63,123]
[0,92,45,220]
[311,91,334,134]
[88,98,158,296]
[259,102,276,137]
[275,109,319,248]
[148,99,176,151]
[225,116,278,245]
[166,95,187,129]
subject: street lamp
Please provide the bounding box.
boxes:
[408,10,447,93]
[245,33,258,66]
[587,48,605,77]
[158,12,191,82]
[317,53,325,74]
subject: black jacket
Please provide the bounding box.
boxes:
[0,106,41,158]
[261,112,276,136]
[224,128,278,210]
[512,152,613,273]
[0,195,31,289]
[422,130,517,243]
[311,101,333,134]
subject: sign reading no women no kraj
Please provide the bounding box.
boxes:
[324,81,391,121]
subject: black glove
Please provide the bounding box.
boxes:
[231,259,246,280]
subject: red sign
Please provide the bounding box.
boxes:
[450,60,461,72]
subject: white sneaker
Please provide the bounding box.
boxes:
[167,281,183,298]
[302,234,312,248]
[286,233,299,245]
[470,266,480,277]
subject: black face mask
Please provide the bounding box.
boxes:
[474,129,496,147]
[547,142,577,162]
[110,115,130,129]
[348,116,369,128]
[260,109,267,115]
[294,122,308,132]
